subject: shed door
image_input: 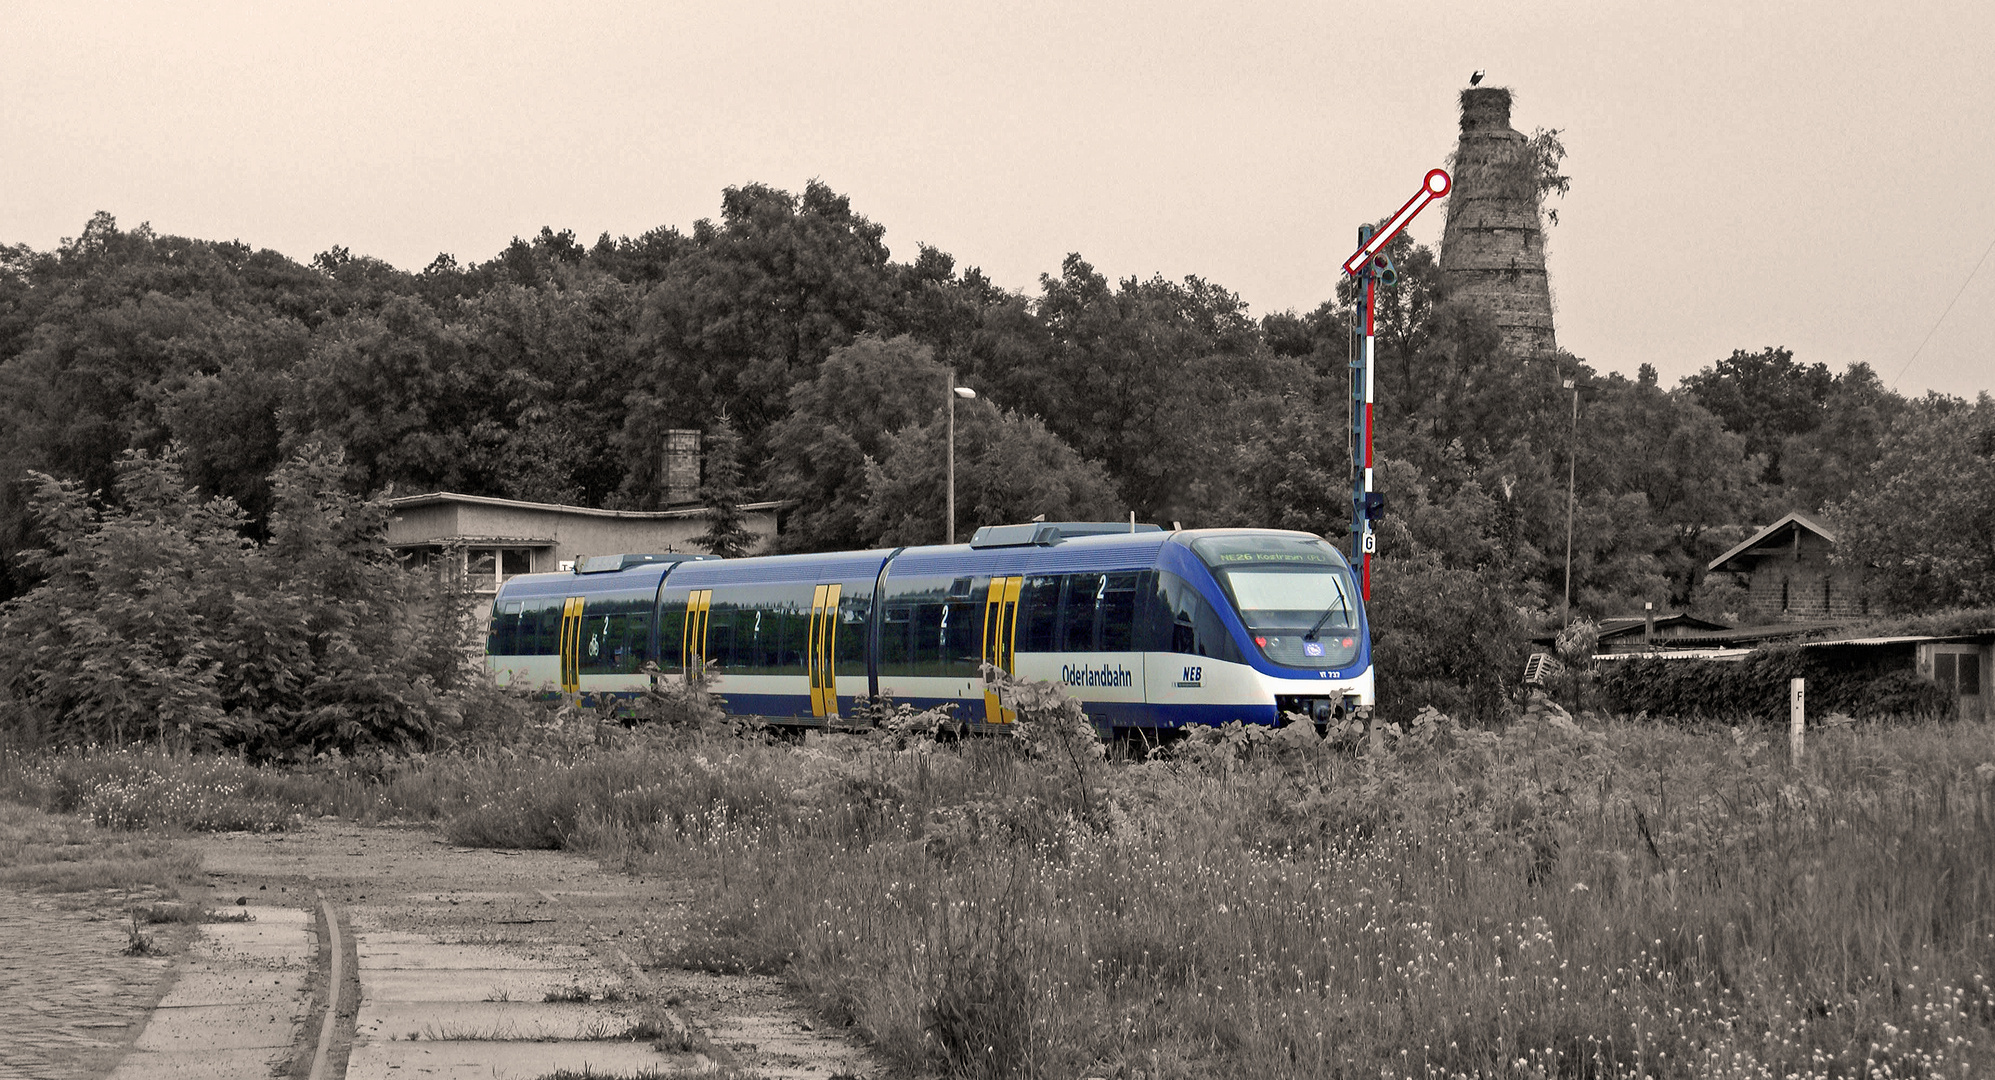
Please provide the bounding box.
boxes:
[1934,647,1983,722]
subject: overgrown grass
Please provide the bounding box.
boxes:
[0,801,199,895]
[598,707,1995,1079]
[6,687,1993,1077]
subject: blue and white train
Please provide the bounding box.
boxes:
[484,523,1373,735]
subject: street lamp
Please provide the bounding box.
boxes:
[947,373,977,544]
[1562,377,1579,628]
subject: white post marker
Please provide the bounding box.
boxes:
[1789,677,1806,762]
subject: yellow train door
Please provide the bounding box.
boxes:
[681,590,712,674]
[809,583,843,718]
[558,596,584,693]
[981,576,1023,723]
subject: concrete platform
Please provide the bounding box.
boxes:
[345,1039,702,1080]
[355,1000,643,1042]
[133,1004,297,1051]
[107,907,314,1080]
[102,1046,303,1080]
[356,938,585,970]
[364,966,598,1003]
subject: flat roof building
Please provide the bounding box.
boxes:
[386,492,784,593]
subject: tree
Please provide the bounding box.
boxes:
[1682,347,1833,485]
[765,335,949,552]
[1777,362,1908,514]
[997,255,1268,523]
[1828,394,1995,611]
[691,413,757,557]
[0,445,475,753]
[282,294,499,494]
[621,181,897,501]
[859,401,1124,547]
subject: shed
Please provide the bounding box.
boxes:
[386,492,785,594]
[1706,511,1865,620]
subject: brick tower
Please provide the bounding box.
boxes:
[1438,87,1558,356]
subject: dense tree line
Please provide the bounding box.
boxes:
[3,184,1991,734]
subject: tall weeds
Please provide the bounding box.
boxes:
[4,681,1991,1077]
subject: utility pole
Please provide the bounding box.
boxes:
[1562,377,1579,627]
[946,368,955,544]
[946,374,976,544]
[1341,168,1452,600]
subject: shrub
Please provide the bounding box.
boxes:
[0,445,481,755]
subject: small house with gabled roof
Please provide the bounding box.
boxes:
[1707,511,1865,620]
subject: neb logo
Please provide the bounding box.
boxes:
[1176,666,1203,688]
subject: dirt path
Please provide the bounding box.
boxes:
[183,821,876,1079]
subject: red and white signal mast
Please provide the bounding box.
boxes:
[1342,167,1451,600]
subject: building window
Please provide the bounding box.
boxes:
[466,547,534,593]
[1933,649,1981,697]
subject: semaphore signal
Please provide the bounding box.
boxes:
[1343,167,1451,601]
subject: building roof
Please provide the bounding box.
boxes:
[386,491,787,520]
[1595,613,1732,638]
[1802,632,1995,648]
[1593,647,1758,662]
[1707,511,1836,574]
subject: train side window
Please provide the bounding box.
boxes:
[879,601,915,674]
[1018,575,1063,652]
[705,603,739,671]
[657,599,686,674]
[1058,574,1104,652]
[579,597,652,676]
[941,592,984,677]
[1153,571,1245,665]
[1097,572,1142,652]
[527,596,563,656]
[488,599,525,656]
[765,597,808,675]
[835,591,870,677]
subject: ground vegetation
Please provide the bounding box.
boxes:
[2,680,1990,1079]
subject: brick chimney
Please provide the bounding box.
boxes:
[1438,86,1559,357]
[664,429,701,505]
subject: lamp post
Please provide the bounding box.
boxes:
[946,372,977,544]
[1562,377,1579,628]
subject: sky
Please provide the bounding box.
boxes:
[5,1,1992,398]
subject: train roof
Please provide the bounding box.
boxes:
[888,531,1173,577]
[664,549,899,588]
[495,527,1344,598]
[496,562,675,597]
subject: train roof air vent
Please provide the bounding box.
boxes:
[574,553,721,574]
[967,521,1162,548]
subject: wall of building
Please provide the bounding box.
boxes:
[1742,529,1865,619]
[442,504,776,564]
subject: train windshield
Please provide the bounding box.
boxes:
[1190,534,1362,669]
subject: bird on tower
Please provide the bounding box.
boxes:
[1470,69,1485,85]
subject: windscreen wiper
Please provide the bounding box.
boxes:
[1303,605,1345,641]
